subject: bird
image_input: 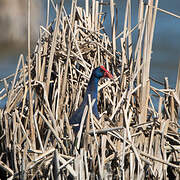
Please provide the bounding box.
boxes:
[69,66,113,133]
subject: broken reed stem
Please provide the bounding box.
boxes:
[27,0,36,150]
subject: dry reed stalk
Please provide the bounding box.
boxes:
[110,0,116,61]
[27,0,36,151]
[149,3,180,19]
[0,160,14,177]
[46,0,50,27]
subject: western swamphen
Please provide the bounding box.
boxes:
[69,66,113,133]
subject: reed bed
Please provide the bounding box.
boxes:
[0,0,180,179]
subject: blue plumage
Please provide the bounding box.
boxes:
[69,66,113,133]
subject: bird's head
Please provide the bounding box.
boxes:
[92,66,113,79]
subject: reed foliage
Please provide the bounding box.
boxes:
[0,0,180,179]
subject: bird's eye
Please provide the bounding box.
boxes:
[100,68,104,72]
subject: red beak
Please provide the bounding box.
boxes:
[100,66,113,79]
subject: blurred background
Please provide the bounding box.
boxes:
[0,0,180,88]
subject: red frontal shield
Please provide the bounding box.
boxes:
[100,66,113,79]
